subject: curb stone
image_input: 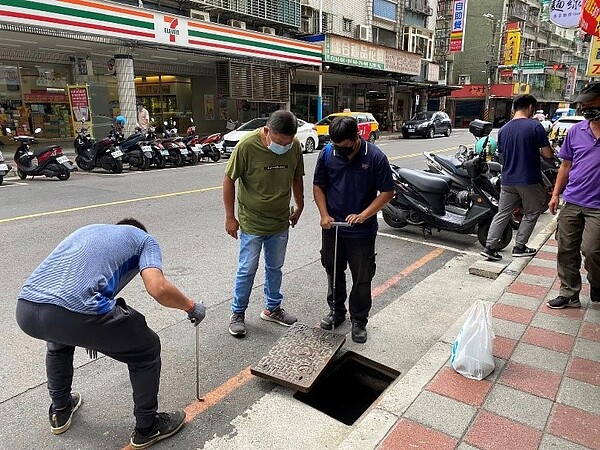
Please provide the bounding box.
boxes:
[337,213,559,450]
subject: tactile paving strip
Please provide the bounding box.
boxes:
[251,322,346,393]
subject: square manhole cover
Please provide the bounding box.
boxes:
[251,322,346,393]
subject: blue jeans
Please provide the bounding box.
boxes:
[231,230,289,314]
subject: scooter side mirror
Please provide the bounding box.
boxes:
[34,128,42,134]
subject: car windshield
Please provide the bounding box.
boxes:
[316,117,333,125]
[238,118,268,131]
[413,112,434,120]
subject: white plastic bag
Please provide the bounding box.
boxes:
[451,301,495,380]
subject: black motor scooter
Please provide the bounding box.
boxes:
[382,120,513,249]
[9,127,74,181]
[74,123,123,174]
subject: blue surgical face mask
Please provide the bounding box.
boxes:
[268,141,292,155]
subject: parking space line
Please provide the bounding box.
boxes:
[0,186,223,224]
[377,231,481,256]
[387,146,458,161]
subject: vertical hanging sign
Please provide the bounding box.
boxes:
[67,85,93,138]
[503,26,521,66]
[586,35,600,76]
[580,0,600,37]
[449,0,468,52]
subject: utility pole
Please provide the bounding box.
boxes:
[317,0,324,121]
[483,14,500,123]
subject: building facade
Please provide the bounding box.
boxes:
[435,0,589,127]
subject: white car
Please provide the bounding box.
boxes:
[221,117,318,157]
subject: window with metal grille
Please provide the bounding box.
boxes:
[373,0,397,21]
[216,61,290,102]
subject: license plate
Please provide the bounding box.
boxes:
[180,149,189,155]
[408,129,415,133]
[111,150,123,158]
[0,163,8,171]
[141,145,152,152]
[56,156,69,164]
[161,149,169,156]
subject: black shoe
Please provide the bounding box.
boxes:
[591,287,600,303]
[351,323,367,344]
[546,295,581,309]
[228,312,246,337]
[49,392,82,435]
[320,311,346,330]
[480,247,502,261]
[512,246,537,257]
[130,410,186,449]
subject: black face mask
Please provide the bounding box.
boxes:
[581,107,600,121]
[333,139,358,158]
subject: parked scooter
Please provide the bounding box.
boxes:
[118,125,153,170]
[9,127,74,181]
[185,118,221,163]
[160,121,187,167]
[382,120,513,249]
[74,123,124,173]
[0,147,11,185]
[143,124,168,169]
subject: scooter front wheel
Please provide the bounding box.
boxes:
[112,159,124,174]
[17,168,27,180]
[57,166,70,181]
[478,220,512,250]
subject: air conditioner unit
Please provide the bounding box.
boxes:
[355,24,370,41]
[259,26,276,35]
[189,9,210,21]
[458,74,471,85]
[228,19,246,29]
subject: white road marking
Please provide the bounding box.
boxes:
[0,181,28,187]
[377,231,482,256]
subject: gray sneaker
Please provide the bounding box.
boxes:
[229,312,246,337]
[260,306,297,326]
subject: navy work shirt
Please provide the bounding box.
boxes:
[497,118,549,185]
[313,139,394,238]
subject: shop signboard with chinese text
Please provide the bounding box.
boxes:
[565,65,577,97]
[449,0,468,52]
[324,35,421,76]
[513,61,546,75]
[67,85,94,138]
[503,28,521,66]
[586,35,600,76]
[580,0,600,37]
[550,0,582,28]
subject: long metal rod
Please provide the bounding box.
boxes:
[330,222,351,335]
[195,325,204,401]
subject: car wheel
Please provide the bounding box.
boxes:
[427,127,435,139]
[444,126,452,137]
[368,133,376,143]
[304,137,316,153]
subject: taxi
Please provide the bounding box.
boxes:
[315,110,379,147]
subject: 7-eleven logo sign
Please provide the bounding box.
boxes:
[164,16,180,43]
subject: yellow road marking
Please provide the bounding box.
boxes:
[0,186,223,224]
[387,146,459,161]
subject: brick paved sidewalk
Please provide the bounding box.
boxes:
[376,238,600,450]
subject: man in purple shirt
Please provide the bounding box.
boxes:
[547,83,600,309]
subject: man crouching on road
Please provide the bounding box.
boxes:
[15,218,206,449]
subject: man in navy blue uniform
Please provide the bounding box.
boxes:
[313,117,394,343]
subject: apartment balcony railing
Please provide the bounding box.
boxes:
[187,0,301,28]
[405,0,433,15]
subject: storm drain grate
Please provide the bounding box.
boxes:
[251,322,346,393]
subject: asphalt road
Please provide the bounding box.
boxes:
[0,129,494,449]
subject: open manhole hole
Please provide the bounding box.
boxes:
[293,351,400,425]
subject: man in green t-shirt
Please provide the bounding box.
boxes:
[223,110,305,337]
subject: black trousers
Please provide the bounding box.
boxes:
[16,298,161,429]
[320,229,376,326]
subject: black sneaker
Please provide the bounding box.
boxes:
[480,247,502,261]
[320,311,346,330]
[591,287,600,303]
[229,312,246,337]
[130,410,186,449]
[351,323,368,344]
[49,392,82,435]
[546,295,581,309]
[512,246,537,257]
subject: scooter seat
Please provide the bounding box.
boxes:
[120,133,144,150]
[33,145,61,157]
[398,168,451,194]
[182,135,195,144]
[434,154,469,178]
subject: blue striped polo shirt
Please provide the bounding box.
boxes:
[19,224,163,315]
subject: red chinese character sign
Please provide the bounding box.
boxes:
[449,0,468,53]
[67,85,93,138]
[580,0,600,37]
[586,35,600,76]
[550,0,583,28]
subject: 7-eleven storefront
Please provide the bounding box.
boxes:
[0,0,321,139]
